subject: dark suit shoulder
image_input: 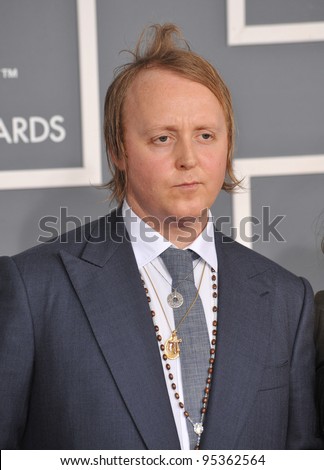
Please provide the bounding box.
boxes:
[11,211,119,265]
[5,209,127,286]
[315,291,324,311]
[315,291,324,365]
[12,224,88,262]
[215,231,307,289]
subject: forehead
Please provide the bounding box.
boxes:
[129,68,211,95]
[123,68,222,116]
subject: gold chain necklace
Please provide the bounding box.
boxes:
[143,261,206,360]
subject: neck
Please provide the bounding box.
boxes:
[158,213,209,248]
[123,201,210,248]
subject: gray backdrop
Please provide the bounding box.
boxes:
[1,0,324,292]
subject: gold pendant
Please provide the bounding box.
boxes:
[164,331,182,360]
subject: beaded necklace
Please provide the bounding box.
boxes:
[141,265,218,450]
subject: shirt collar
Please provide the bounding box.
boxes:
[122,200,217,271]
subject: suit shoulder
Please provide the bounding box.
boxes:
[10,213,113,268]
[216,231,309,290]
[11,223,90,263]
[315,291,324,310]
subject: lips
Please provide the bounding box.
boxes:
[176,181,200,188]
[174,181,200,188]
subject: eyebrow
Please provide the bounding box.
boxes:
[143,124,224,135]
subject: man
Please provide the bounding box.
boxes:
[0,24,322,449]
[315,237,324,438]
[316,290,324,437]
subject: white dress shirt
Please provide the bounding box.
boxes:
[122,201,218,450]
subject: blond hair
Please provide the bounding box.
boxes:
[103,23,240,203]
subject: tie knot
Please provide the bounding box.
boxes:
[160,247,198,284]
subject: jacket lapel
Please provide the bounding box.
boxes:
[60,211,180,449]
[201,231,273,449]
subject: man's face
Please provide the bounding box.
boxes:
[121,68,228,226]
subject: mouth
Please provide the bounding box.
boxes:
[174,182,201,190]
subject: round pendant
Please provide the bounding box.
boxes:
[167,290,184,308]
[193,423,204,436]
[164,331,182,360]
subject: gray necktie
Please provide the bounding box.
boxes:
[160,247,210,449]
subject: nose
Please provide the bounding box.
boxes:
[174,137,198,171]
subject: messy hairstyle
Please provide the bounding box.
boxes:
[103,23,240,203]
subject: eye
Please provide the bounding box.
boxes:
[201,133,212,140]
[152,135,170,144]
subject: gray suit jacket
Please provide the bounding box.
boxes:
[315,290,324,437]
[0,210,322,449]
